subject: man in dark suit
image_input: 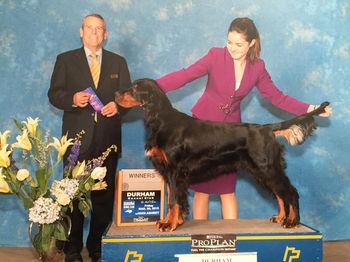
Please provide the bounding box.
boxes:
[48,13,131,262]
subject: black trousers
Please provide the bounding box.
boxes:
[62,128,119,256]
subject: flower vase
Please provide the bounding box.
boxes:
[28,216,71,261]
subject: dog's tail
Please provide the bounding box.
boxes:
[271,101,329,145]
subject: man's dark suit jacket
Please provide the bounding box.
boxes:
[48,47,131,155]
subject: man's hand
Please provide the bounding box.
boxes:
[101,102,118,117]
[73,91,91,107]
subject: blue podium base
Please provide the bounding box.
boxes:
[102,219,322,262]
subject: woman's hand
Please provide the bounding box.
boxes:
[307,104,332,117]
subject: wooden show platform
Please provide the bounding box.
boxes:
[102,219,322,261]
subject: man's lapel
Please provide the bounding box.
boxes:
[98,49,111,90]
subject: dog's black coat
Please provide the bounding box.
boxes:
[115,78,329,231]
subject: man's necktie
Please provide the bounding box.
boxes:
[90,54,100,88]
[90,54,100,122]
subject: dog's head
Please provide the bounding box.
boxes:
[115,78,172,111]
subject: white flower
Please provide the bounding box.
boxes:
[91,166,107,180]
[22,117,40,137]
[0,169,10,193]
[16,169,30,181]
[48,134,74,161]
[0,130,11,149]
[72,161,86,178]
[91,181,107,191]
[56,193,70,206]
[28,197,61,224]
[12,129,32,151]
[51,178,79,201]
[0,145,11,168]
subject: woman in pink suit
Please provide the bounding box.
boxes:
[156,17,331,220]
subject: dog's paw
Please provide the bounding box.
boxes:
[282,218,300,228]
[156,220,177,232]
[270,215,285,224]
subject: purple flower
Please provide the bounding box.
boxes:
[64,140,81,172]
[84,158,104,173]
[9,156,19,172]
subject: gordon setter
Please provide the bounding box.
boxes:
[115,78,329,232]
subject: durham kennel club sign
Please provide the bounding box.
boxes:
[115,169,164,226]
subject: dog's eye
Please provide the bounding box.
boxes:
[135,91,149,101]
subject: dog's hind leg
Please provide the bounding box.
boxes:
[270,194,286,224]
[258,142,300,228]
[269,176,300,228]
[283,185,300,228]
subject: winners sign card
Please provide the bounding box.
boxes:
[115,169,164,226]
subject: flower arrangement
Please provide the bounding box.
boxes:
[0,117,116,257]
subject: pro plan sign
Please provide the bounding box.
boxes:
[115,169,164,226]
[191,234,237,253]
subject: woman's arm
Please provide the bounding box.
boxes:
[156,49,215,92]
[255,60,310,115]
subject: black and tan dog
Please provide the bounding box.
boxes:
[115,78,329,232]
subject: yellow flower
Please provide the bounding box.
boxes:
[0,145,11,168]
[56,193,70,206]
[91,166,107,180]
[22,117,40,137]
[12,129,32,151]
[72,160,86,178]
[91,181,107,191]
[0,169,11,193]
[48,134,74,161]
[0,130,11,149]
[16,169,30,181]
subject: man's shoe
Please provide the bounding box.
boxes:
[90,252,101,262]
[64,252,83,262]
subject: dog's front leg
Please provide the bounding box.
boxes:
[156,184,172,227]
[156,176,185,232]
[156,203,183,232]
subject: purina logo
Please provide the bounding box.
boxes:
[124,249,143,262]
[283,246,301,262]
[191,234,237,253]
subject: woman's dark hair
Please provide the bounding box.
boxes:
[228,17,261,62]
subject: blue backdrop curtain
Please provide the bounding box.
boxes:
[0,0,349,246]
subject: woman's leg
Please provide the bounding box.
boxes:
[190,172,237,220]
[192,192,210,219]
[220,193,238,219]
